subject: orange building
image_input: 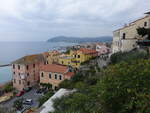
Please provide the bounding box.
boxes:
[40,64,74,89]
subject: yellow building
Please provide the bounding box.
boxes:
[58,48,98,68]
[112,11,150,53]
[46,50,60,64]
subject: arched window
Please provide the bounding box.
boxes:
[41,72,44,77]
[123,33,126,39]
[55,74,57,79]
[26,65,29,70]
[59,75,62,80]
[49,73,52,79]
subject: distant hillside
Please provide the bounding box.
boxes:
[47,36,112,43]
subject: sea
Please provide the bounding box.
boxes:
[0,41,77,84]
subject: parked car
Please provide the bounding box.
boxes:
[16,91,25,97]
[23,99,33,105]
[23,87,32,92]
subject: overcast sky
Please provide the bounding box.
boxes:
[0,0,149,41]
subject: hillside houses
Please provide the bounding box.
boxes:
[11,44,111,91]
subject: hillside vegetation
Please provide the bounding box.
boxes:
[51,50,150,113]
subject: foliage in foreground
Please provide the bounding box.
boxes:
[38,91,54,107]
[52,59,150,113]
[110,49,148,64]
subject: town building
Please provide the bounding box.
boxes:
[112,11,150,53]
[96,43,111,56]
[58,48,98,68]
[46,50,60,64]
[40,64,74,89]
[12,54,46,91]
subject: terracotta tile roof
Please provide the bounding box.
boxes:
[12,54,45,65]
[40,64,68,73]
[49,50,60,55]
[42,52,49,57]
[79,48,98,54]
[65,72,74,77]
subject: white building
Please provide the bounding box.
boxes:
[112,11,150,53]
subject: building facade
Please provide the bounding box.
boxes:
[58,48,98,68]
[40,64,74,89]
[96,43,111,56]
[46,50,60,64]
[112,12,150,53]
[12,54,46,91]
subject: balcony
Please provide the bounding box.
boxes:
[20,74,26,80]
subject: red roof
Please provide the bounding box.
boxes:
[40,64,68,73]
[79,48,98,54]
[65,72,74,77]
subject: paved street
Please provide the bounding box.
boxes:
[0,88,42,111]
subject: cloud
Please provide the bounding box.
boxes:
[0,0,149,41]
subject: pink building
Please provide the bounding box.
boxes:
[12,54,46,91]
[96,44,111,56]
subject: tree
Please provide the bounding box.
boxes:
[52,58,150,113]
[110,49,148,64]
[38,91,54,107]
[137,27,150,40]
[13,99,23,110]
[3,83,13,93]
[95,59,150,113]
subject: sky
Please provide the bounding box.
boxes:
[0,0,149,41]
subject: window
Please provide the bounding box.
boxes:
[54,86,58,90]
[59,75,62,80]
[13,64,15,69]
[144,22,147,27]
[14,79,16,83]
[41,72,44,77]
[18,65,20,70]
[49,73,52,79]
[33,64,35,68]
[78,55,80,58]
[26,65,29,70]
[55,74,57,79]
[19,80,21,84]
[123,33,126,39]
[27,81,30,86]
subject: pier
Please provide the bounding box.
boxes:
[0,64,11,67]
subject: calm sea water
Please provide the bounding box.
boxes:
[0,42,76,83]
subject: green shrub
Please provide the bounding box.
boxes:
[110,49,148,64]
[3,82,13,93]
[38,91,54,107]
[95,59,150,113]
[52,59,150,113]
